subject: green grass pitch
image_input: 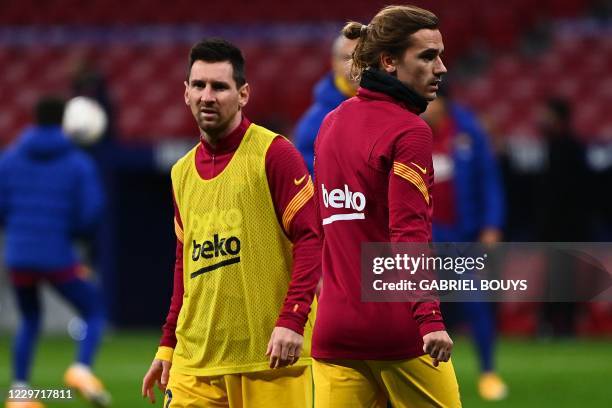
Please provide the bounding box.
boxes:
[1,333,611,407]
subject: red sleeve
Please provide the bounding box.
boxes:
[389,123,434,243]
[159,193,184,348]
[389,123,445,336]
[265,137,322,335]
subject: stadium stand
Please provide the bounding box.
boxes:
[0,0,605,145]
[455,24,612,140]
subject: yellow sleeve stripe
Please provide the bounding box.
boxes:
[174,217,184,243]
[393,161,430,205]
[282,177,314,233]
[155,346,174,362]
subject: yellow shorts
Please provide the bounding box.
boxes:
[313,356,461,408]
[164,365,313,408]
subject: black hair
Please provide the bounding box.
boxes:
[35,96,65,126]
[187,38,246,87]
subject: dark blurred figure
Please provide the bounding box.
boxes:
[422,85,508,401]
[537,98,589,242]
[71,57,165,330]
[71,59,116,143]
[0,97,110,408]
[536,98,589,337]
[68,58,121,339]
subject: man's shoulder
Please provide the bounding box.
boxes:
[355,97,431,137]
[382,104,431,134]
[265,135,310,186]
[393,117,432,145]
[246,123,293,159]
[371,114,432,158]
[319,100,347,128]
[248,122,279,141]
[268,134,300,156]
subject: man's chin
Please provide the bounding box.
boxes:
[198,121,220,133]
[424,91,437,102]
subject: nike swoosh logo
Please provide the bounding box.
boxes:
[411,162,427,174]
[294,175,307,185]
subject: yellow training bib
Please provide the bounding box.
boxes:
[171,124,313,376]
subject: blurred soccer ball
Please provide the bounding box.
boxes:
[63,96,108,145]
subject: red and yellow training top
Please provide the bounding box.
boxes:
[158,118,319,376]
[313,88,444,361]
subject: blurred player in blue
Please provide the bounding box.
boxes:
[293,34,357,173]
[0,97,109,408]
[422,85,508,400]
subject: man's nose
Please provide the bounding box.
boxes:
[435,57,447,75]
[201,86,215,103]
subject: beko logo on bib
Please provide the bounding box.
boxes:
[190,234,241,279]
[321,184,366,225]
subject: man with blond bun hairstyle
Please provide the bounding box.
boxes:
[312,5,461,407]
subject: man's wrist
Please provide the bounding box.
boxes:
[155,346,174,362]
[418,322,446,338]
[275,319,304,336]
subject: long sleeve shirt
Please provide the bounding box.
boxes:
[159,116,321,351]
[312,88,445,360]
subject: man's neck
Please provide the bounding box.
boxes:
[201,113,242,148]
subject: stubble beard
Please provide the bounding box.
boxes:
[198,115,232,145]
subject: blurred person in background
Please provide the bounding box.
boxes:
[312,5,460,407]
[536,98,588,336]
[71,58,116,143]
[536,98,588,243]
[69,56,122,331]
[0,97,108,408]
[422,85,507,401]
[294,34,358,173]
[141,38,320,407]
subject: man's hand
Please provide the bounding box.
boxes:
[266,326,304,369]
[141,359,172,404]
[423,330,453,367]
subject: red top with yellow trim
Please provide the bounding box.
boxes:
[160,116,321,350]
[312,88,445,360]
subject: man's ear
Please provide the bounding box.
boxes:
[184,81,189,106]
[238,83,250,109]
[380,53,397,73]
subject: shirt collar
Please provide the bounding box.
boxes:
[358,68,428,114]
[356,87,422,115]
[199,115,251,155]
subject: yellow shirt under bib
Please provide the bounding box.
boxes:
[170,123,313,376]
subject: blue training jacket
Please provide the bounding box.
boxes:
[0,125,104,270]
[432,103,505,242]
[294,73,347,173]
